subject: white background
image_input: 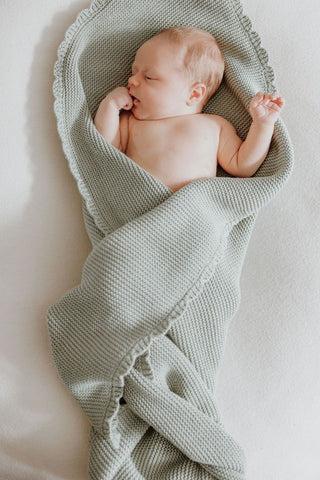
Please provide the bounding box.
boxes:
[1,1,319,479]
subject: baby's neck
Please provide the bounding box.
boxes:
[132,109,203,122]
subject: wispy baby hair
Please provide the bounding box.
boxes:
[154,26,225,104]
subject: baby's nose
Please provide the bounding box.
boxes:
[128,75,139,87]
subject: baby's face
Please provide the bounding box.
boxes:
[128,36,192,120]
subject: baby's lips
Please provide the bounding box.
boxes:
[129,92,140,105]
[128,88,139,101]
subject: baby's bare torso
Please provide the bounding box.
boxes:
[124,113,220,192]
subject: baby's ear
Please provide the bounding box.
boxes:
[187,82,207,106]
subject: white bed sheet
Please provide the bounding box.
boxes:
[1,1,319,479]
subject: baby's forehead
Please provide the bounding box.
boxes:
[133,36,186,66]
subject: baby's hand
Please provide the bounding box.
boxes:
[249,92,284,125]
[106,86,133,111]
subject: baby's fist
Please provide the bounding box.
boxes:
[249,92,284,125]
[106,86,133,111]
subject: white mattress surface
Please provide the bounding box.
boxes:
[1,1,319,479]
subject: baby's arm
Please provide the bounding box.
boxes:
[93,87,132,151]
[217,93,284,177]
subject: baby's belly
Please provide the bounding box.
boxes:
[152,165,216,192]
[127,150,217,192]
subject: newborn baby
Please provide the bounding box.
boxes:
[94,26,284,192]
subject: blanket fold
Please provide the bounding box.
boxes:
[47,0,293,478]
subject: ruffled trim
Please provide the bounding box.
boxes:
[52,0,115,230]
[53,0,107,138]
[231,0,276,93]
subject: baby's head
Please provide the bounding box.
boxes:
[155,26,225,105]
[128,26,225,120]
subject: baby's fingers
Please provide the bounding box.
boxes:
[252,93,285,114]
[274,96,285,107]
[122,101,133,110]
[265,93,285,106]
[269,97,285,113]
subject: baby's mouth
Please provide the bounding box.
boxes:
[130,93,140,105]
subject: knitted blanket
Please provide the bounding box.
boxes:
[46,0,294,478]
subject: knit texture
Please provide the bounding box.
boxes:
[47,0,294,478]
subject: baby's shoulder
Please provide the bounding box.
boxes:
[201,113,239,135]
[201,113,228,126]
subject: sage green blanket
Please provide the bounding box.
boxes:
[46,0,294,478]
